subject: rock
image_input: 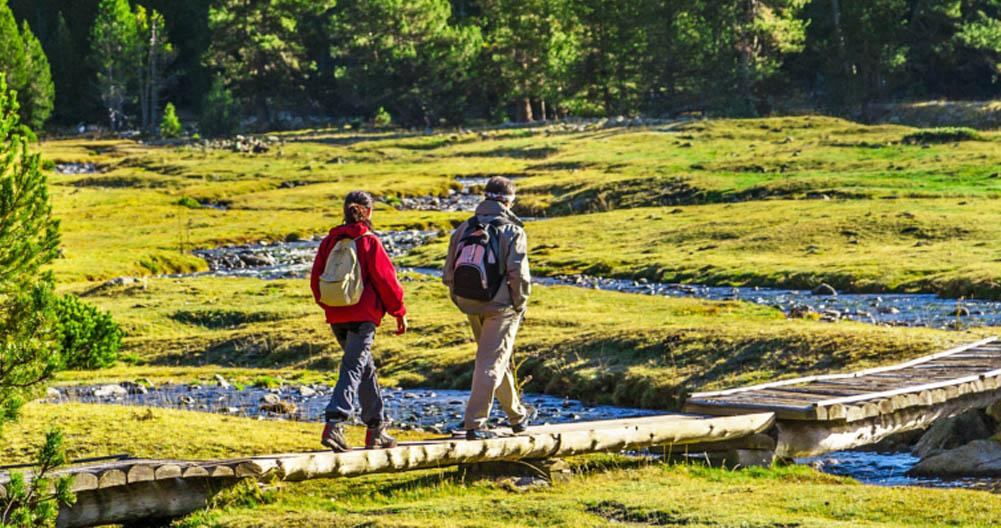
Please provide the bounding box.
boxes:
[260,393,281,405]
[987,399,1001,425]
[298,385,317,397]
[240,253,276,267]
[214,374,231,389]
[93,384,128,399]
[909,438,1001,477]
[260,400,297,414]
[787,305,816,319]
[178,395,195,405]
[877,305,900,315]
[812,283,837,296]
[46,387,62,400]
[912,409,995,458]
[120,381,148,395]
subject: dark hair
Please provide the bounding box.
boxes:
[343,190,374,228]
[484,176,516,201]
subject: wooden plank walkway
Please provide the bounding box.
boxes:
[684,336,1001,422]
[684,337,1001,456]
[14,413,772,528]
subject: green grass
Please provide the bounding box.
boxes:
[5,404,1001,528]
[65,273,970,408]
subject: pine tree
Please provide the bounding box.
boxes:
[135,5,174,134]
[19,20,54,131]
[199,76,238,137]
[0,75,62,434]
[90,0,138,130]
[160,101,181,138]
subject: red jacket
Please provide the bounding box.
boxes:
[310,222,406,325]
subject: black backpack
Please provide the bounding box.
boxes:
[451,215,509,301]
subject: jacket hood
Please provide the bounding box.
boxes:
[474,200,523,227]
[328,222,370,239]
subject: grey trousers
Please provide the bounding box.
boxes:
[325,322,385,427]
[463,309,528,430]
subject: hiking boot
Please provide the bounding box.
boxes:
[466,429,499,441]
[511,405,537,434]
[365,426,398,449]
[321,421,350,452]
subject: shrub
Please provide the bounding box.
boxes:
[54,294,122,370]
[902,127,982,144]
[176,196,201,208]
[41,158,55,171]
[1,430,74,526]
[160,102,183,138]
[373,106,392,127]
[199,77,239,138]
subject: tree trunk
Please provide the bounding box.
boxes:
[149,23,159,134]
[520,97,534,122]
[830,0,851,78]
[539,99,547,121]
[735,0,759,116]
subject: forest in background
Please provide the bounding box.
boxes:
[7,0,1001,132]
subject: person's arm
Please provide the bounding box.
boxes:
[366,236,407,319]
[505,227,531,312]
[310,236,334,304]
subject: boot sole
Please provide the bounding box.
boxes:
[321,438,351,452]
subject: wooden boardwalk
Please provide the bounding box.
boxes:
[5,337,1001,527]
[684,336,1001,456]
[29,413,773,528]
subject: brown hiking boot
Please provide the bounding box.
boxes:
[365,426,398,449]
[321,421,350,452]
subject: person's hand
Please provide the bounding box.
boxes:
[395,315,409,335]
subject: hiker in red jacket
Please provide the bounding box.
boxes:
[310,190,408,452]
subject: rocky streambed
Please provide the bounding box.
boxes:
[46,381,655,434]
[178,232,1001,329]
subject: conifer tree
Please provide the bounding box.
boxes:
[0,75,62,433]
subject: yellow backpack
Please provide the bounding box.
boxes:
[318,233,373,306]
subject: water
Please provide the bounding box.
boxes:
[801,450,1000,491]
[55,162,99,174]
[188,230,439,280]
[396,176,495,212]
[47,382,656,433]
[183,234,999,329]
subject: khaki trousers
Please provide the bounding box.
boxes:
[463,309,527,430]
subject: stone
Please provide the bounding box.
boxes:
[812,283,837,296]
[93,384,128,399]
[46,387,62,400]
[298,385,317,397]
[986,399,1001,425]
[214,374,231,389]
[119,381,148,395]
[260,401,297,414]
[260,393,281,405]
[912,409,995,458]
[909,438,1001,477]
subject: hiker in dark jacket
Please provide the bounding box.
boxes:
[443,176,531,440]
[310,190,408,451]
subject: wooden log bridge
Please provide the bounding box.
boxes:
[684,336,1001,457]
[5,337,1001,527]
[15,413,773,528]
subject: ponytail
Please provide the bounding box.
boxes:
[343,191,374,229]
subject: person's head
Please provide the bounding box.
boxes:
[343,190,374,227]
[484,176,516,206]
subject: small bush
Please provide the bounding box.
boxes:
[170,309,285,329]
[41,158,55,171]
[902,127,982,144]
[199,77,239,138]
[160,102,183,138]
[373,106,392,127]
[176,196,201,208]
[54,294,122,370]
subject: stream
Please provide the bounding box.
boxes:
[47,382,999,491]
[187,231,1000,330]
